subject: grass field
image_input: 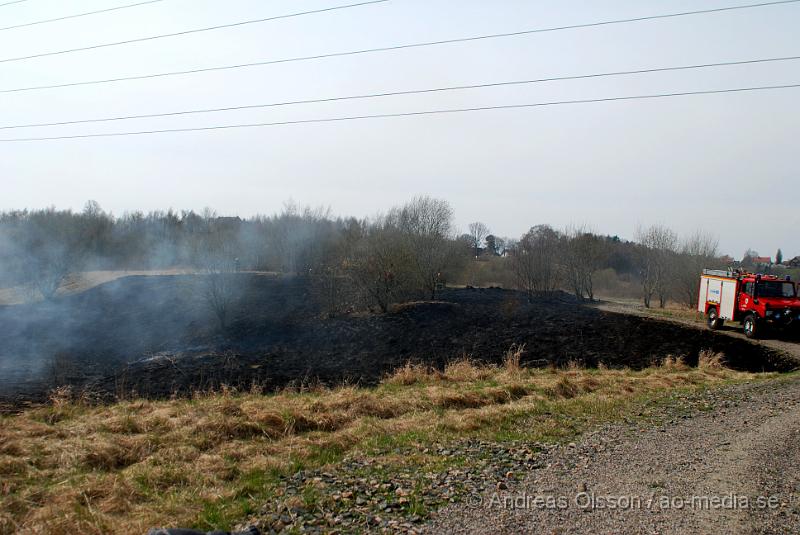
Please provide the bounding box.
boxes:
[0,350,766,534]
[0,270,198,306]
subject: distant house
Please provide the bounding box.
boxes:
[752,256,772,266]
[719,255,735,266]
[788,256,800,268]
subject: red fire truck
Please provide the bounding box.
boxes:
[698,269,800,339]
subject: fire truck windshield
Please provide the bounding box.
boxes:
[756,281,796,298]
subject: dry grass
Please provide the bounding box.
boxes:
[0,269,200,306]
[0,357,762,534]
[698,350,725,370]
[502,344,524,372]
[659,355,690,371]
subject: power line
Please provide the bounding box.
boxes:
[0,0,166,33]
[2,0,798,93]
[0,0,390,64]
[2,55,798,131]
[0,0,29,8]
[2,83,797,142]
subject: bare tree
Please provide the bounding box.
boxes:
[511,225,561,299]
[261,202,335,275]
[635,224,678,308]
[197,213,240,331]
[79,200,113,261]
[308,218,363,317]
[561,226,606,301]
[741,249,759,268]
[31,250,71,300]
[676,231,719,308]
[26,209,83,300]
[393,196,458,300]
[348,221,413,312]
[202,259,238,330]
[467,222,490,259]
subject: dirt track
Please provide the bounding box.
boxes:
[427,375,800,534]
[0,269,196,306]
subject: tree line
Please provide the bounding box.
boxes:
[0,198,732,316]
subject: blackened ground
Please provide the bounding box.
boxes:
[0,274,796,403]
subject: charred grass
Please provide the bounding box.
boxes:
[0,351,767,534]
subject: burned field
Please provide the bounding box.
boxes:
[0,274,794,403]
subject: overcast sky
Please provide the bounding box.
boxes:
[1,0,798,258]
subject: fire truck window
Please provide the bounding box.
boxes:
[756,281,796,298]
[744,282,754,295]
[783,283,797,298]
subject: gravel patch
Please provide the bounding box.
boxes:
[426,376,800,534]
[244,441,553,534]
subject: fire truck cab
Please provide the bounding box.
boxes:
[698,269,800,339]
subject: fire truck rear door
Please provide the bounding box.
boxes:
[719,279,737,320]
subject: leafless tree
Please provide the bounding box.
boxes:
[202,258,238,331]
[78,200,113,258]
[561,226,606,301]
[676,231,719,308]
[31,252,71,300]
[27,209,83,300]
[197,214,241,331]
[467,222,490,259]
[259,202,335,275]
[635,224,678,308]
[741,248,759,268]
[307,218,363,316]
[511,225,561,299]
[348,221,413,312]
[392,196,458,300]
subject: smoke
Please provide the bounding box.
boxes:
[0,201,382,399]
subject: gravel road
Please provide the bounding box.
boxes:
[426,376,800,534]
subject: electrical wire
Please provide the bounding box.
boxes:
[0,0,28,8]
[0,0,390,64]
[0,1,167,33]
[2,83,797,142]
[2,55,798,130]
[2,0,797,92]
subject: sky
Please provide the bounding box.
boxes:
[0,0,798,259]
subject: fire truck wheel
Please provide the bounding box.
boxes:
[743,314,759,339]
[706,307,723,330]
